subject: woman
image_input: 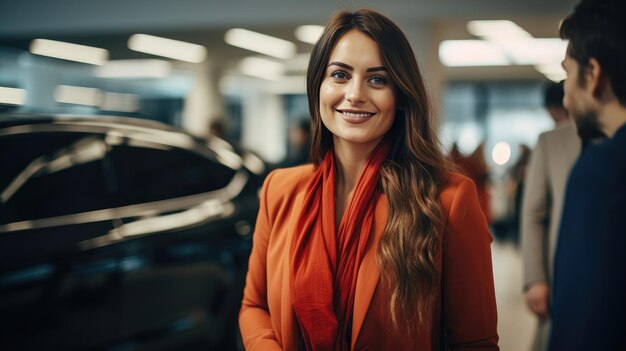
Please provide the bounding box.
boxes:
[239,9,498,351]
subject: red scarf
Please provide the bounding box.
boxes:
[290,140,390,351]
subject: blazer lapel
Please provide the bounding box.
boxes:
[282,188,307,351]
[351,195,389,348]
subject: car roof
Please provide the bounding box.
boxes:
[0,113,187,135]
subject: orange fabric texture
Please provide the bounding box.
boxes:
[240,168,499,350]
[290,141,389,351]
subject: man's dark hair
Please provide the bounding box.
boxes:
[544,80,564,108]
[560,0,626,106]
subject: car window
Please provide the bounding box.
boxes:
[0,132,111,224]
[107,143,236,207]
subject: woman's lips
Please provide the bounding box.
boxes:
[337,109,375,124]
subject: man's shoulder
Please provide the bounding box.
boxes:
[541,121,578,140]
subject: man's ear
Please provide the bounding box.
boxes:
[586,57,608,99]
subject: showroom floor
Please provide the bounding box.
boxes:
[492,240,537,351]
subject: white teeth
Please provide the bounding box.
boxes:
[342,111,373,118]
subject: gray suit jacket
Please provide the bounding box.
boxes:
[521,121,580,288]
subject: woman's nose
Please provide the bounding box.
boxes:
[345,80,367,104]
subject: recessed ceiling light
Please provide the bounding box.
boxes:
[295,25,325,45]
[467,20,532,42]
[225,28,296,59]
[238,56,285,80]
[30,39,109,65]
[128,34,207,63]
[0,86,26,105]
[535,63,566,82]
[94,59,171,78]
[54,85,101,106]
[439,40,510,67]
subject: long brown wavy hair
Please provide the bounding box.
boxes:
[307,9,450,328]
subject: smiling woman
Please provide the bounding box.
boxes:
[239,8,499,351]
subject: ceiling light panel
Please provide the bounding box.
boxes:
[467,20,532,42]
[535,63,567,82]
[295,25,325,44]
[54,85,101,106]
[439,40,510,67]
[0,87,26,105]
[239,56,285,80]
[94,59,172,78]
[128,34,207,63]
[501,38,567,65]
[30,39,109,65]
[225,28,296,59]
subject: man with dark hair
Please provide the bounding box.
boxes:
[521,81,580,351]
[550,0,626,349]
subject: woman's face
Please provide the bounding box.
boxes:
[319,29,396,150]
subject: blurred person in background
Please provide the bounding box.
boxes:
[549,0,626,349]
[508,144,530,244]
[521,81,580,351]
[239,9,498,351]
[449,142,492,223]
[279,118,312,168]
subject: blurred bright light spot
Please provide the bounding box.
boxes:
[128,34,207,63]
[439,40,510,67]
[55,85,101,106]
[492,142,512,165]
[535,63,567,82]
[100,92,140,112]
[94,59,171,78]
[225,28,296,59]
[30,39,109,65]
[497,38,567,66]
[467,20,532,41]
[0,86,26,105]
[218,74,306,95]
[239,56,285,81]
[457,125,483,154]
[266,75,307,94]
[295,25,325,44]
[55,85,141,113]
[441,20,568,82]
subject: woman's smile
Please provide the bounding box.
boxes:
[337,109,376,123]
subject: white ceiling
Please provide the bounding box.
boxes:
[0,0,579,82]
[0,0,577,36]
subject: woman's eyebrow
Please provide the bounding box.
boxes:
[327,61,387,73]
[328,61,353,70]
[366,66,386,72]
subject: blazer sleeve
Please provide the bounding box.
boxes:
[239,170,283,350]
[443,177,499,350]
[520,133,550,288]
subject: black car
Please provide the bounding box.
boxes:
[0,114,266,350]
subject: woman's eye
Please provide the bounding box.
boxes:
[368,76,387,85]
[331,71,349,80]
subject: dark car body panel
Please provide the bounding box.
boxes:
[0,114,263,350]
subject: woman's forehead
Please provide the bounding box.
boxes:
[327,30,383,68]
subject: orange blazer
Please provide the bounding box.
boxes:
[239,165,499,351]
